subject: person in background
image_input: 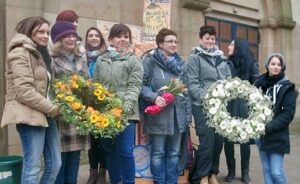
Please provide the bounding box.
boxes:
[85,27,107,184]
[56,9,79,29]
[93,23,143,184]
[187,25,232,184]
[1,16,61,183]
[50,20,89,184]
[255,53,297,184]
[139,28,192,184]
[224,38,260,183]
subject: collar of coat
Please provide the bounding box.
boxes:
[9,33,41,59]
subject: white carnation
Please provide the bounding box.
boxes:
[264,108,272,116]
[209,107,217,115]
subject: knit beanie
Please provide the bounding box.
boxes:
[56,10,78,22]
[264,53,287,72]
[51,21,77,43]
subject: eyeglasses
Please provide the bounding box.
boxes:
[163,40,179,44]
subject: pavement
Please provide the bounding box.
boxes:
[78,135,300,184]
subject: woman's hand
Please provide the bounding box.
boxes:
[155,96,167,107]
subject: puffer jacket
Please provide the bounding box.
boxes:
[140,49,192,135]
[94,51,143,121]
[1,33,56,128]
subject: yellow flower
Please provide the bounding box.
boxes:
[71,75,79,81]
[56,94,64,98]
[97,94,106,101]
[53,81,62,88]
[65,96,74,102]
[116,121,121,129]
[94,83,103,90]
[71,102,81,110]
[93,89,102,96]
[71,82,79,89]
[90,114,99,123]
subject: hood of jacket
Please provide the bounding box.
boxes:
[8,34,40,57]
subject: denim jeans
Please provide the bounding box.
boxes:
[149,132,182,184]
[100,122,136,184]
[55,151,81,184]
[256,139,287,184]
[16,118,61,184]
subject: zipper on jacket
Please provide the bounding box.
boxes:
[160,69,165,79]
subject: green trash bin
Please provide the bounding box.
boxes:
[0,156,22,184]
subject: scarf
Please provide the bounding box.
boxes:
[256,72,285,91]
[107,46,133,60]
[154,48,184,75]
[86,50,101,66]
[37,46,52,75]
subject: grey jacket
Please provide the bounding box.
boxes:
[140,51,192,135]
[187,46,232,106]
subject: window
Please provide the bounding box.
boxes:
[205,17,259,60]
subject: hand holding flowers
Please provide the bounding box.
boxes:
[144,78,186,114]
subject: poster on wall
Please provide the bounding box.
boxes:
[97,20,142,44]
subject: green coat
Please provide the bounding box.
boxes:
[94,52,143,121]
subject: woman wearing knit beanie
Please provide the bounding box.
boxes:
[50,20,89,184]
[255,53,298,184]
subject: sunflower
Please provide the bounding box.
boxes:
[89,114,99,123]
[65,96,74,102]
[93,89,102,96]
[97,94,106,101]
[53,81,62,88]
[56,94,64,98]
[100,117,109,128]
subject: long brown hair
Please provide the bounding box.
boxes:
[15,17,50,39]
[85,27,107,53]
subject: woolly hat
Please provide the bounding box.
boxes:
[264,53,287,72]
[51,21,77,43]
[56,10,78,22]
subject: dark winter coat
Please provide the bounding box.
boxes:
[140,50,192,135]
[255,74,298,154]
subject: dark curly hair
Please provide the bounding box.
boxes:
[155,28,177,48]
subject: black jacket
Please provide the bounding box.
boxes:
[255,74,298,154]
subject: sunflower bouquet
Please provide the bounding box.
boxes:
[52,74,127,138]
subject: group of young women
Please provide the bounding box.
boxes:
[0,9,297,184]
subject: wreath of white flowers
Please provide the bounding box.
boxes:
[203,77,273,143]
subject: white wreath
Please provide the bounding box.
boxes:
[203,77,273,143]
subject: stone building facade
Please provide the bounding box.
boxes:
[0,0,299,154]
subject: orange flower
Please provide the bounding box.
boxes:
[71,75,79,81]
[110,108,123,119]
[86,80,92,87]
[71,102,81,110]
[87,107,95,113]
[100,118,109,128]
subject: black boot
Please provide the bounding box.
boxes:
[225,169,235,182]
[241,170,251,184]
[225,158,235,182]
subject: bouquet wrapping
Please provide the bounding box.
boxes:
[144,78,186,114]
